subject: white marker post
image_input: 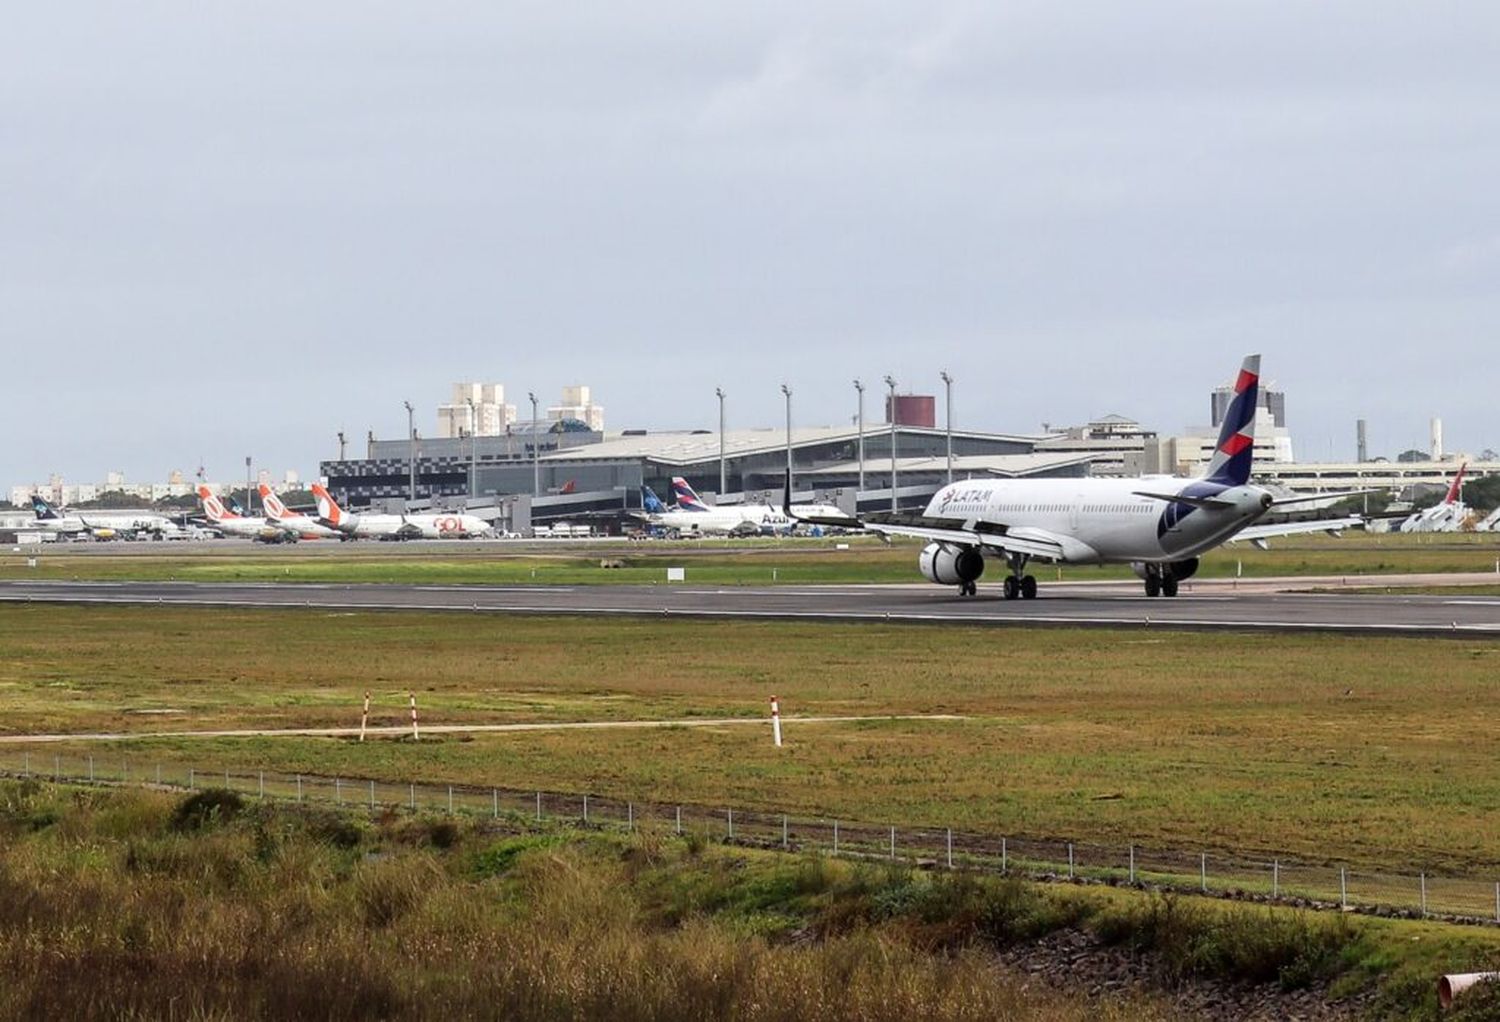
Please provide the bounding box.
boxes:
[359,690,371,743]
[409,691,420,741]
[771,695,783,747]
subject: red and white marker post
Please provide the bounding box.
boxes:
[359,690,371,742]
[409,691,420,741]
[771,695,783,747]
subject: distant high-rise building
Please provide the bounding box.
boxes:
[1431,417,1444,461]
[547,385,605,431]
[438,383,517,438]
[1211,383,1285,428]
[1356,419,1368,463]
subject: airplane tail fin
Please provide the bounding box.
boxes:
[197,485,233,522]
[30,495,59,520]
[258,483,289,520]
[670,476,710,512]
[641,486,667,514]
[1202,354,1260,487]
[1444,462,1468,504]
[310,483,343,526]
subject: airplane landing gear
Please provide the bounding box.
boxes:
[959,580,978,597]
[1003,555,1038,600]
[1142,566,1180,598]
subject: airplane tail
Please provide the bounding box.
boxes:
[257,483,289,520]
[641,486,667,514]
[30,495,60,520]
[226,494,248,516]
[670,476,710,512]
[1202,354,1260,487]
[1444,462,1468,504]
[310,483,344,526]
[197,485,234,522]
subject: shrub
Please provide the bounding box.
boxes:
[171,789,244,832]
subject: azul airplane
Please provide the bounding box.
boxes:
[309,483,492,540]
[786,354,1362,599]
[30,496,181,540]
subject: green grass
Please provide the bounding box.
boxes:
[3,605,1500,881]
[4,531,1500,585]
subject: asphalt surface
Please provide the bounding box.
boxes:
[3,576,1499,636]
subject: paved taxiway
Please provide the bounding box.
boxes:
[2,577,1498,635]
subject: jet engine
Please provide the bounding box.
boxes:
[919,542,984,586]
[1129,557,1199,581]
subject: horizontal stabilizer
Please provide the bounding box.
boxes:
[1131,490,1235,511]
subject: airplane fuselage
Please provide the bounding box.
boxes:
[923,476,1273,565]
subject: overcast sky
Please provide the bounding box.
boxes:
[3,2,1497,489]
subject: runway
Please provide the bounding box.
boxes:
[3,576,1499,636]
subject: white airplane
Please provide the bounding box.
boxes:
[785,354,1364,599]
[310,483,492,540]
[195,485,288,542]
[258,484,344,540]
[29,495,181,540]
[1398,463,1467,533]
[635,481,794,536]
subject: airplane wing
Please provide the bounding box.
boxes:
[1230,515,1365,544]
[1267,490,1377,508]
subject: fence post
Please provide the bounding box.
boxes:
[410,783,416,810]
[296,774,301,801]
[1001,837,1007,874]
[1200,853,1207,893]
[1495,882,1498,924]
[628,802,634,832]
[336,778,342,804]
[833,820,839,855]
[189,767,194,789]
[889,826,895,860]
[1273,859,1279,899]
[728,809,734,840]
[88,755,94,783]
[946,828,953,869]
[1420,873,1427,917]
[1340,867,1348,909]
[1129,845,1136,884]
[782,815,788,850]
[447,785,453,815]
[1068,843,1074,879]
[370,779,376,810]
[493,789,499,820]
[259,771,265,799]
[675,805,681,835]
[537,791,542,823]
[583,795,588,823]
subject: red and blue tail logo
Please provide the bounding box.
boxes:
[670,477,710,512]
[1203,354,1260,487]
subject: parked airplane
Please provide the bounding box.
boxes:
[309,483,491,539]
[258,484,344,540]
[195,485,287,542]
[30,495,181,540]
[671,477,811,535]
[1398,463,1468,533]
[784,354,1364,599]
[635,483,762,535]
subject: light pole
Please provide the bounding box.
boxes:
[244,456,252,515]
[528,391,540,496]
[716,387,726,496]
[403,400,415,502]
[466,397,477,500]
[854,379,865,497]
[884,375,898,511]
[940,370,953,484]
[780,384,793,498]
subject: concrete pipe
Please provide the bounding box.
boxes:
[1439,972,1500,1010]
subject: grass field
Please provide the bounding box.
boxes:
[3,604,1499,881]
[3,531,1500,586]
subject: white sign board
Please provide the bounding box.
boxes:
[666,567,685,582]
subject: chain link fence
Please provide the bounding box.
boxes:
[6,748,1498,925]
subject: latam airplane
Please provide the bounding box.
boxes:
[309,483,491,540]
[636,482,764,535]
[195,486,286,542]
[1398,463,1467,533]
[786,355,1362,599]
[258,484,344,540]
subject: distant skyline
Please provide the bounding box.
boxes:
[4,3,1497,489]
